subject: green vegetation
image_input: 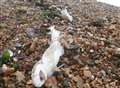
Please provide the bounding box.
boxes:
[0,49,10,65]
[41,10,58,19]
[11,62,19,70]
[0,23,8,29]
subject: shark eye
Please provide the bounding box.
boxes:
[46,29,50,32]
[39,70,45,81]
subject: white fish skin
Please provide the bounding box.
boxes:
[61,8,73,22]
[48,25,61,42]
[31,26,64,87]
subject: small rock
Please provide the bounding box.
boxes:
[26,28,35,37]
[95,60,101,64]
[53,71,64,81]
[81,21,90,26]
[60,38,69,49]
[29,38,38,52]
[87,32,93,37]
[15,43,22,48]
[2,64,14,76]
[83,83,91,88]
[96,16,107,22]
[115,48,120,55]
[27,80,33,85]
[100,70,106,77]
[67,35,74,44]
[14,71,25,82]
[84,66,89,70]
[109,25,116,30]
[8,49,14,57]
[91,75,95,80]
[76,77,84,88]
[83,69,92,78]
[7,83,15,88]
[69,44,79,49]
[106,47,114,54]
[86,59,95,66]
[73,55,84,65]
[34,0,44,6]
[13,57,18,62]
[91,16,107,27]
[2,64,8,73]
[73,55,79,60]
[90,49,94,53]
[17,50,21,54]
[73,75,80,82]
[62,79,69,88]
[44,76,57,88]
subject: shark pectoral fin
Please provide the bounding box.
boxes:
[53,64,65,72]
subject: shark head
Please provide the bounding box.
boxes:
[48,26,61,42]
